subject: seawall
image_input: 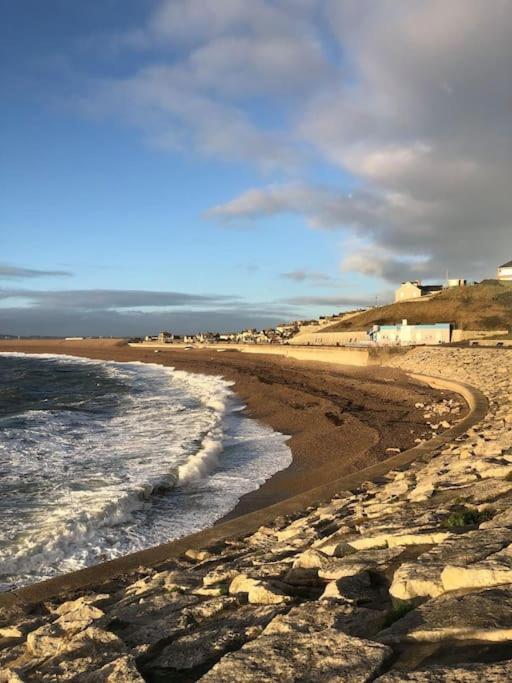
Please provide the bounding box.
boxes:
[4,348,512,682]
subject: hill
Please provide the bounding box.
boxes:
[323,280,512,332]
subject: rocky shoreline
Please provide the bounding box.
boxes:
[2,348,512,681]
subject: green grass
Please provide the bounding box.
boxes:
[382,602,415,628]
[442,506,494,528]
[323,280,512,332]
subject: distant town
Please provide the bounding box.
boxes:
[134,261,512,350]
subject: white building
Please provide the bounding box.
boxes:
[369,320,452,346]
[497,260,512,281]
[394,281,443,303]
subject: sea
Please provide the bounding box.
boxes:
[0,353,292,589]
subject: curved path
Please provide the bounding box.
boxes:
[0,370,486,609]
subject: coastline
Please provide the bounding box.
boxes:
[4,345,507,681]
[0,339,465,522]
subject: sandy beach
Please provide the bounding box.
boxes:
[0,339,465,520]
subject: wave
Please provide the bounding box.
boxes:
[0,352,292,586]
[178,430,224,484]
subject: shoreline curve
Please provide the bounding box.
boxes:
[0,370,487,612]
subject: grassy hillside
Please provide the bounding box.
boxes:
[324,280,512,332]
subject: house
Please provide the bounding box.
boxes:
[157,331,174,343]
[497,260,512,281]
[369,319,452,346]
[394,280,443,303]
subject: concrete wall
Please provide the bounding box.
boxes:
[128,341,372,366]
[452,329,509,342]
[288,331,369,346]
[237,344,372,366]
[470,338,512,347]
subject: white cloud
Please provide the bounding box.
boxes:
[86,0,334,171]
[82,1,512,282]
[207,1,512,281]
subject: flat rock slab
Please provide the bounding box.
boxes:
[375,659,512,681]
[380,586,512,644]
[75,655,144,682]
[263,601,384,639]
[145,605,281,672]
[199,630,391,682]
[391,528,512,600]
[442,543,512,592]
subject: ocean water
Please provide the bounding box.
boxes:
[0,353,292,588]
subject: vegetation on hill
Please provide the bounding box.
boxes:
[324,280,512,332]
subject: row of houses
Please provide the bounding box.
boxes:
[146,323,300,346]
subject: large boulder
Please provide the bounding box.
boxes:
[375,660,512,681]
[262,602,384,639]
[390,528,512,600]
[75,655,144,682]
[199,630,391,682]
[144,605,282,673]
[441,543,512,592]
[380,586,512,643]
[229,574,290,605]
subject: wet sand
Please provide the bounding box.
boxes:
[0,339,465,521]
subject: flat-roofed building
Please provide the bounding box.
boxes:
[497,260,512,281]
[369,319,452,346]
[394,280,443,302]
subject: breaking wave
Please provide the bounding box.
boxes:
[0,352,292,587]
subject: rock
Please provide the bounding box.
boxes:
[124,569,196,597]
[203,568,240,587]
[263,602,384,639]
[75,655,144,682]
[318,547,405,581]
[0,671,24,683]
[452,479,512,505]
[441,543,512,592]
[56,604,105,632]
[481,505,512,528]
[320,572,373,602]
[110,586,197,623]
[380,586,512,643]
[63,626,126,658]
[229,574,289,605]
[185,548,213,562]
[194,586,227,597]
[390,528,512,600]
[147,605,281,672]
[248,582,290,605]
[375,660,512,681]
[349,529,451,551]
[27,622,65,658]
[229,573,258,595]
[54,594,110,615]
[199,629,392,682]
[26,627,127,681]
[0,626,23,639]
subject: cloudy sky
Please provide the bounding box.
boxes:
[2,0,511,336]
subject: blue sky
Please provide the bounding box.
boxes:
[1,1,510,335]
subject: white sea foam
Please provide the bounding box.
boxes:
[0,352,292,586]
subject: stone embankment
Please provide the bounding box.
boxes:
[2,348,512,681]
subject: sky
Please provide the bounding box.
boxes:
[1,0,512,336]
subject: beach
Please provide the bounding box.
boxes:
[0,339,464,521]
